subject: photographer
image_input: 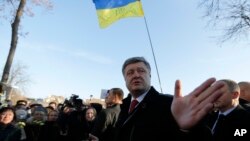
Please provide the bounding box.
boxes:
[57,94,88,141]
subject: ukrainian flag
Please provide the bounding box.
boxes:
[93,0,144,28]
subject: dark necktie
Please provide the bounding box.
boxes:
[129,99,139,113]
[212,114,226,134]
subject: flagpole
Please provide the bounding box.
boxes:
[143,16,163,93]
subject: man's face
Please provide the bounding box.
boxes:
[105,92,113,105]
[33,111,46,121]
[124,62,151,97]
[213,84,234,111]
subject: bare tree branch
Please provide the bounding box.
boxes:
[0,0,53,101]
[8,62,31,93]
[199,0,250,43]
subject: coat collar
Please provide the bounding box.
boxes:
[121,87,160,126]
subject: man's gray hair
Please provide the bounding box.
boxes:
[122,57,151,75]
[220,79,240,93]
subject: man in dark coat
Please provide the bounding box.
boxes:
[89,56,227,141]
[91,88,124,141]
[238,81,250,111]
[205,79,250,141]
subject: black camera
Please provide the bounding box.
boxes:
[62,94,83,111]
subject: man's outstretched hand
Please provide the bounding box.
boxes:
[171,77,225,130]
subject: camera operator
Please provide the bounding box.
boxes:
[57,94,88,141]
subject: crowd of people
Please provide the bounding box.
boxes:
[1,56,250,141]
[0,96,101,141]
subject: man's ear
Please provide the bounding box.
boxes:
[232,91,240,99]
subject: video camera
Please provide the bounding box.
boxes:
[63,94,84,111]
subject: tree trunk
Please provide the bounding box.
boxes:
[0,0,26,98]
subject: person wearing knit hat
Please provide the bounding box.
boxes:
[26,106,47,124]
[24,106,47,141]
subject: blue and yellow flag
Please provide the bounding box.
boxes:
[93,0,144,28]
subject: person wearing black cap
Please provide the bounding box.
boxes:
[15,100,28,110]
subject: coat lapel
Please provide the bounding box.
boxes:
[121,87,158,127]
